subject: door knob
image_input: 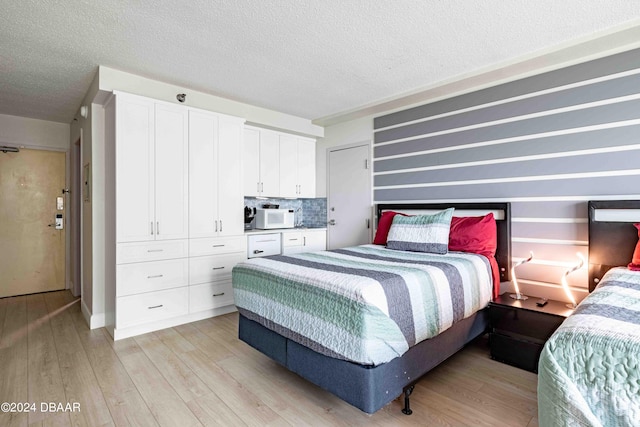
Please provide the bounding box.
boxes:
[328,219,336,226]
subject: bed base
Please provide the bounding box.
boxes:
[238,309,489,414]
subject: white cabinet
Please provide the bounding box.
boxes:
[279,135,316,198]
[189,110,244,238]
[281,229,326,254]
[244,126,315,198]
[247,233,282,258]
[106,91,245,341]
[243,127,280,197]
[115,94,188,243]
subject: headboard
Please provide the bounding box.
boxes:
[588,200,640,292]
[376,202,512,282]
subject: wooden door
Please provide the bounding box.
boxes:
[327,144,371,249]
[0,148,66,297]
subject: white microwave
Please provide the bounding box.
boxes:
[255,208,295,229]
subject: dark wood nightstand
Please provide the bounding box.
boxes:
[489,293,574,373]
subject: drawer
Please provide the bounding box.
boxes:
[117,240,188,264]
[189,281,234,312]
[189,253,246,285]
[189,236,246,257]
[489,333,543,373]
[116,287,188,329]
[490,304,564,342]
[282,232,303,247]
[116,258,188,297]
[247,233,281,258]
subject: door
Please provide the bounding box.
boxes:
[154,104,189,240]
[327,144,371,249]
[0,148,66,297]
[189,110,218,238]
[116,94,155,243]
[217,117,244,236]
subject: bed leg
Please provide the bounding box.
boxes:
[401,385,414,415]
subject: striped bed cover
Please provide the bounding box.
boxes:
[538,267,640,427]
[232,244,493,365]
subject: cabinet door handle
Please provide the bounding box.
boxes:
[156,222,160,235]
[148,304,163,310]
[212,267,225,270]
[213,292,225,297]
[289,238,298,241]
[212,244,225,248]
[257,182,260,193]
[220,220,223,232]
[147,274,164,279]
[147,249,164,253]
[150,222,154,235]
[303,236,306,246]
[215,220,218,232]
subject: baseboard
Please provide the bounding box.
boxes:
[111,305,237,340]
[81,299,106,329]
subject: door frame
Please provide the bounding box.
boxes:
[68,133,83,296]
[326,140,373,249]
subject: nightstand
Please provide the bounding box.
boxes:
[489,294,574,373]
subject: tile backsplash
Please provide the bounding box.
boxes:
[244,197,327,228]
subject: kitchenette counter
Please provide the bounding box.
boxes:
[245,227,327,235]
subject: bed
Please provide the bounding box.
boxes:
[538,200,640,426]
[232,202,512,414]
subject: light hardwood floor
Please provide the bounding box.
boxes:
[0,290,539,426]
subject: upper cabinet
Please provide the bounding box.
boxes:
[243,127,280,197]
[115,94,189,243]
[244,126,315,198]
[279,134,315,198]
[189,110,245,238]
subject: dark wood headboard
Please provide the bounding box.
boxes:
[376,202,512,282]
[588,200,640,292]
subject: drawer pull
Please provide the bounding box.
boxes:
[148,304,164,310]
[289,238,298,241]
[253,250,264,254]
[147,274,164,279]
[213,292,225,297]
[257,239,277,243]
[212,267,225,270]
[212,244,225,248]
[147,249,164,253]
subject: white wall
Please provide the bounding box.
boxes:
[0,113,69,151]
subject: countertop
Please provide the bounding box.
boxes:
[244,227,327,235]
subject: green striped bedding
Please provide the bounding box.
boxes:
[538,267,640,427]
[232,244,493,365]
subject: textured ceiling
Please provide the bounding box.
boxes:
[1,1,640,124]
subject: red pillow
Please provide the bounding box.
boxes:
[448,213,497,257]
[628,223,640,271]
[373,211,408,245]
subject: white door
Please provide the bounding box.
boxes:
[259,130,280,197]
[327,144,371,249]
[279,134,298,198]
[189,110,218,238]
[217,117,244,236]
[116,95,155,243]
[243,127,261,197]
[155,104,189,240]
[297,138,316,198]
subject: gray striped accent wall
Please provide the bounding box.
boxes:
[373,47,640,299]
